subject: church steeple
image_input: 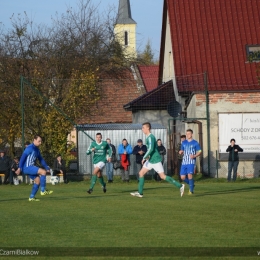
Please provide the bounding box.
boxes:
[114,0,137,57]
[116,0,136,25]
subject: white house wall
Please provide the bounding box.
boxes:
[187,93,260,178]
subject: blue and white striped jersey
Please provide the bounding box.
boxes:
[19,144,49,170]
[181,140,201,165]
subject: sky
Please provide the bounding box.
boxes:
[0,0,163,59]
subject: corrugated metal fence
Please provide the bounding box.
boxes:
[77,123,167,176]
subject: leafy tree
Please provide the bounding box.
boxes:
[0,0,135,162]
[138,39,156,65]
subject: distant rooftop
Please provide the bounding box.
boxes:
[138,65,159,92]
[116,0,137,24]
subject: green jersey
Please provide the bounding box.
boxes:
[86,141,112,164]
[143,133,162,164]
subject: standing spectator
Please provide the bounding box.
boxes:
[226,139,243,182]
[105,138,116,183]
[132,139,147,181]
[154,139,166,181]
[179,129,202,195]
[175,135,186,180]
[10,156,20,185]
[0,150,11,184]
[86,133,112,194]
[118,139,133,182]
[53,155,68,184]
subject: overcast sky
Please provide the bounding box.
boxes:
[0,0,163,59]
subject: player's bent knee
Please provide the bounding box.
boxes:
[188,174,193,179]
[159,173,166,180]
[38,169,46,175]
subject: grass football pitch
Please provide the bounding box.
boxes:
[1,175,260,260]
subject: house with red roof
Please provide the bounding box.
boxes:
[137,65,159,92]
[125,0,260,177]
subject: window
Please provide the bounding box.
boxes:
[246,45,260,62]
[124,31,128,46]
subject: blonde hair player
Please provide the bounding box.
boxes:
[130,122,185,198]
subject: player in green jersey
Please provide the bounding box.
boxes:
[130,122,185,198]
[86,133,112,194]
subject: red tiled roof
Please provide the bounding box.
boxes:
[159,0,260,91]
[138,65,159,92]
[78,69,144,124]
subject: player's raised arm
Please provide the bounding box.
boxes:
[86,143,94,155]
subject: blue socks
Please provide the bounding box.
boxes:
[40,175,46,192]
[184,177,189,184]
[189,179,194,192]
[30,183,40,198]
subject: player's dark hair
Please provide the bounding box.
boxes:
[122,138,127,142]
[186,129,193,134]
[230,138,235,142]
[96,133,102,137]
[142,122,151,130]
[157,139,161,142]
[33,135,42,140]
[181,135,186,138]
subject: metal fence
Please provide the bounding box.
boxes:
[77,123,167,176]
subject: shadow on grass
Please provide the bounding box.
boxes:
[195,186,260,197]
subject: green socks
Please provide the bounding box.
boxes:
[165,176,182,188]
[90,175,97,189]
[98,176,105,187]
[138,177,145,194]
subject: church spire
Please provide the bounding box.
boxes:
[114,0,137,57]
[116,0,136,24]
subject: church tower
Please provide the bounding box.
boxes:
[114,0,137,57]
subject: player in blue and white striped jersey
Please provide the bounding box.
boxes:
[16,135,53,201]
[179,129,201,194]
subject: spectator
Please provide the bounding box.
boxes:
[132,139,147,181]
[0,150,11,184]
[226,139,243,182]
[118,139,133,182]
[176,135,186,181]
[10,156,20,185]
[52,154,68,184]
[105,138,116,183]
[154,139,166,181]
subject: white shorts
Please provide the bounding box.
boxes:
[94,162,105,170]
[143,160,164,173]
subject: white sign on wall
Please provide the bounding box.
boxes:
[219,113,260,153]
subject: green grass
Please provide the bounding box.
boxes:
[1,176,260,259]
